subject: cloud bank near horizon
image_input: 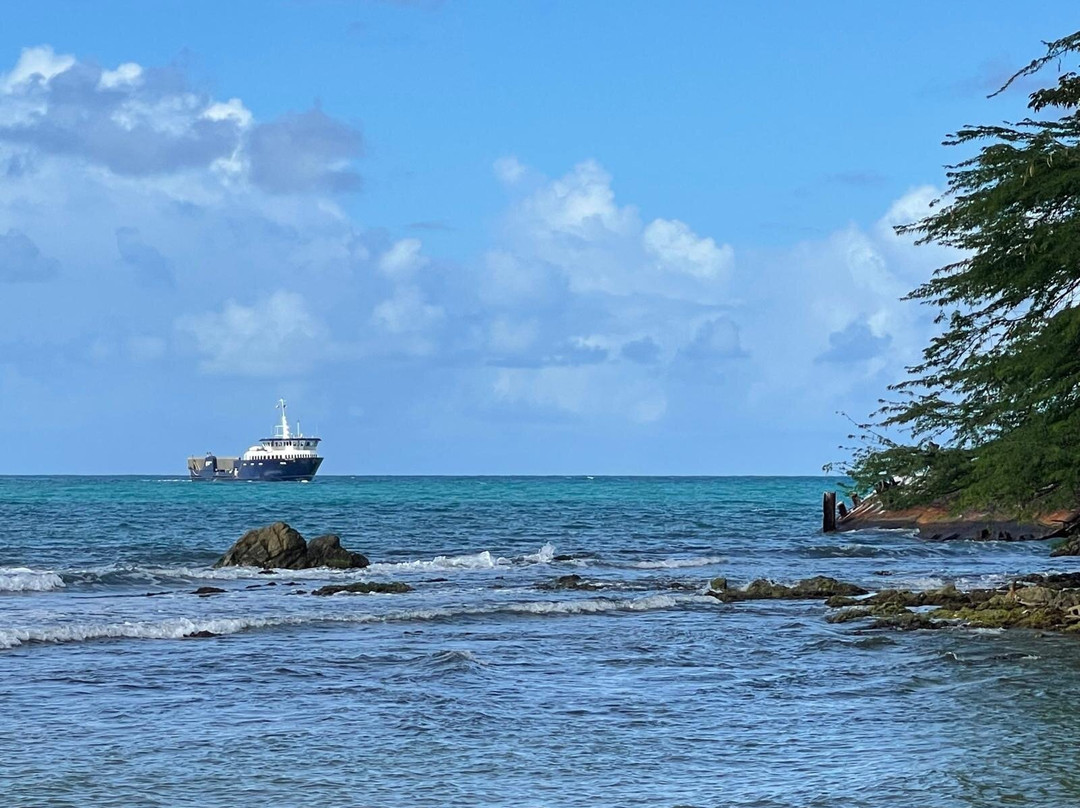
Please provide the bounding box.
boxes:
[0,45,948,472]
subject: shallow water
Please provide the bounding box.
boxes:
[1,476,1078,807]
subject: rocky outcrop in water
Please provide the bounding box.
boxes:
[311,581,412,596]
[1050,534,1080,557]
[707,574,1080,632]
[707,576,867,603]
[826,577,1080,632]
[214,522,370,570]
[538,574,602,591]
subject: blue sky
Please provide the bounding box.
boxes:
[0,1,1076,474]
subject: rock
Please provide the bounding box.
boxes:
[258,569,277,575]
[311,581,413,596]
[539,574,601,591]
[214,522,369,570]
[826,602,912,624]
[707,576,867,603]
[1050,535,1080,557]
[192,586,226,596]
[870,611,942,631]
[826,607,873,624]
[824,575,1080,632]
[306,534,370,570]
[184,630,219,638]
[788,576,868,598]
[215,522,308,569]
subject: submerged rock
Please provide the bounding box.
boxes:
[192,586,226,596]
[311,581,412,596]
[214,522,370,570]
[538,574,602,591]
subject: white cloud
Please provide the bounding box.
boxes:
[201,97,253,128]
[493,155,525,185]
[519,159,632,236]
[377,238,427,278]
[99,62,143,90]
[176,291,332,376]
[643,218,733,281]
[0,45,74,93]
[499,159,733,303]
[369,283,440,337]
[493,365,667,424]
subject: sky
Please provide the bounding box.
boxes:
[0,1,1076,475]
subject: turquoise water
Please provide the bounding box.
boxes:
[1,476,1078,807]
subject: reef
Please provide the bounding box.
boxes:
[708,574,1080,633]
[706,576,867,603]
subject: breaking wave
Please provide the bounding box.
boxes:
[364,543,556,574]
[0,567,66,593]
[35,544,560,589]
[0,592,708,650]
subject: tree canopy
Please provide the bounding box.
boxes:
[840,31,1080,512]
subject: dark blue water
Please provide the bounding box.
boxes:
[2,476,1078,807]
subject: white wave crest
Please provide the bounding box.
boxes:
[57,544,560,587]
[0,593,706,650]
[522,542,555,564]
[0,616,300,650]
[629,556,725,569]
[0,567,66,592]
[365,544,555,574]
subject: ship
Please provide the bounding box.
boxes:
[187,399,324,481]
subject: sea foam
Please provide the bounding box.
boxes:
[0,592,707,650]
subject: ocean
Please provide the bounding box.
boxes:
[1,475,1078,807]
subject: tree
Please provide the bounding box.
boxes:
[841,31,1080,512]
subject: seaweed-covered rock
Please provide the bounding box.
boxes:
[707,576,867,603]
[826,577,1080,632]
[788,576,868,598]
[311,581,412,596]
[870,611,943,631]
[214,522,370,570]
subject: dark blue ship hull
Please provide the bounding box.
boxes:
[189,456,323,481]
[236,456,323,481]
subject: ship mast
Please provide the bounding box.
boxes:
[276,398,291,439]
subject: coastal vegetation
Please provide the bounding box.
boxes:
[836,31,1080,514]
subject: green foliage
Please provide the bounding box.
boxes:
[838,32,1080,511]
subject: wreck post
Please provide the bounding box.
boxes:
[822,491,837,533]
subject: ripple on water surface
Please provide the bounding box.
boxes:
[1,475,1078,807]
